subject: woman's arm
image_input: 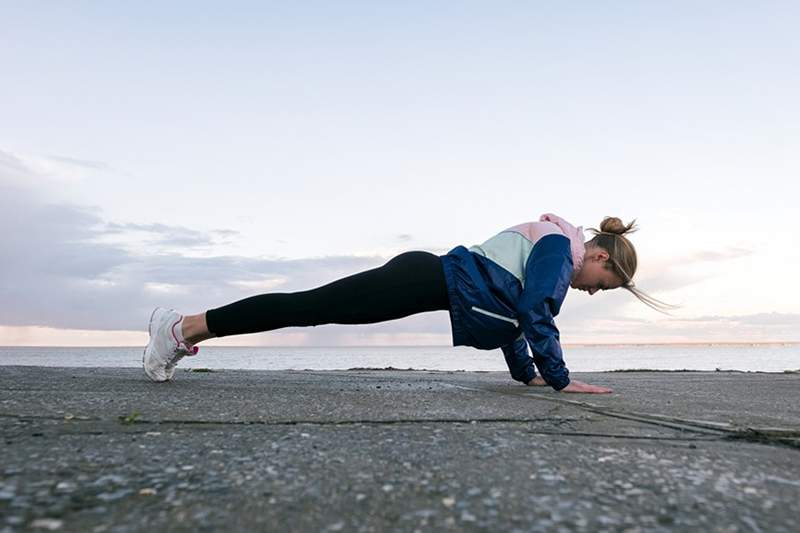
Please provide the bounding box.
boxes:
[517,235,613,393]
[501,335,536,384]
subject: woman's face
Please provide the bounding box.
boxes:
[570,246,625,295]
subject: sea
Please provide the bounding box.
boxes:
[0,344,798,373]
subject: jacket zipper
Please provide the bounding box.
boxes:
[470,306,519,327]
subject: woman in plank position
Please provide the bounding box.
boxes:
[143,213,677,392]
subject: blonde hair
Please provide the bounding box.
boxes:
[586,216,681,315]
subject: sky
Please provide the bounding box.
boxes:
[1,1,799,346]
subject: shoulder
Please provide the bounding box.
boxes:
[504,221,566,243]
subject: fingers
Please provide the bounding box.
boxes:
[560,384,613,393]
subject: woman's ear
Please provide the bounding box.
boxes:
[586,248,609,262]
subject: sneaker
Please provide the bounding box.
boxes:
[143,307,199,382]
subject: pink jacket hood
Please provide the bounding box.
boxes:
[539,213,586,279]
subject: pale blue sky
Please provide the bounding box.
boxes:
[1,2,798,346]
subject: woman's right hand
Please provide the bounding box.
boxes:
[525,376,548,386]
[559,379,613,394]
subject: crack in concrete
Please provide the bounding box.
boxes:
[0,412,586,426]
[2,416,721,444]
[4,414,796,448]
[448,384,800,450]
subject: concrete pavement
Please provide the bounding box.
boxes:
[1,366,799,532]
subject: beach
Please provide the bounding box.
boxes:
[1,366,799,531]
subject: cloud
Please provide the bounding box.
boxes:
[630,270,714,294]
[102,221,239,248]
[44,154,112,172]
[0,150,31,179]
[1,149,127,186]
[0,148,790,345]
[667,312,800,327]
[559,311,800,344]
[0,152,450,343]
[552,250,797,343]
[628,243,755,294]
[683,247,754,262]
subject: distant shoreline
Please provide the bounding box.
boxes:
[0,365,797,374]
[1,341,799,348]
[565,341,800,347]
[344,367,800,374]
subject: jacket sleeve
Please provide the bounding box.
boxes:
[515,236,573,391]
[500,334,536,384]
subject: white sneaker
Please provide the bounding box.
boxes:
[143,307,199,382]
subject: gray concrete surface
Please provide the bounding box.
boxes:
[1,366,799,532]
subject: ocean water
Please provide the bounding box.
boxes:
[0,344,798,373]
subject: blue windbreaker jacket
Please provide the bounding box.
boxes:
[440,220,580,390]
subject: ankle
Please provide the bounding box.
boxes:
[181,312,214,345]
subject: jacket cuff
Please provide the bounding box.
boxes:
[522,367,536,384]
[512,367,536,384]
[549,376,570,391]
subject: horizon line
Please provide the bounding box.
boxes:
[1,341,799,348]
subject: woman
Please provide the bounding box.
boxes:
[143,213,677,392]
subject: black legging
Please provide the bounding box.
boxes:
[205,251,450,337]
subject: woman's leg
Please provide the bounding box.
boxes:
[183,251,450,344]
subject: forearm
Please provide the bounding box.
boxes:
[501,338,536,384]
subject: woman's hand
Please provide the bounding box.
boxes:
[525,376,548,386]
[559,379,613,394]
